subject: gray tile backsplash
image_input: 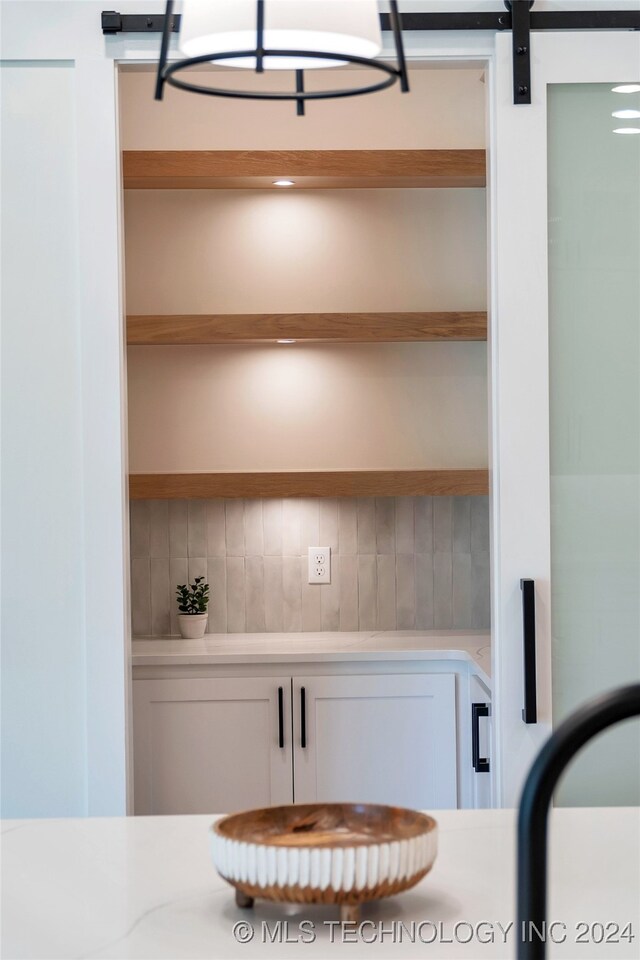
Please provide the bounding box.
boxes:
[130,496,491,635]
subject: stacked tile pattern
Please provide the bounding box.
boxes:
[130,497,490,636]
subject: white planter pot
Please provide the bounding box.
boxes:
[178,613,208,640]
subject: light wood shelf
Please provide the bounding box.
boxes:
[123,149,486,190]
[125,150,488,500]
[127,311,487,345]
[129,470,489,500]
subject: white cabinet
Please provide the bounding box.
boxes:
[293,674,457,809]
[133,676,293,814]
[133,669,471,814]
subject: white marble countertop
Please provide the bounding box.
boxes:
[2,808,638,959]
[132,630,491,683]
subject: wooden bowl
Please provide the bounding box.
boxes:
[211,802,437,922]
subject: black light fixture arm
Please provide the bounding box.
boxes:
[517,683,640,960]
[154,0,173,100]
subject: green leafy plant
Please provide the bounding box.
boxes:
[176,577,210,615]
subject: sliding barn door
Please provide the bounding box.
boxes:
[490,29,640,806]
[1,4,128,816]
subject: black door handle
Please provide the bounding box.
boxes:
[521,578,537,724]
[300,686,307,749]
[277,686,284,749]
[472,702,490,772]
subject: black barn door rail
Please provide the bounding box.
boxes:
[101,3,640,106]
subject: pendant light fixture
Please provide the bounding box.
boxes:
[155,1,409,115]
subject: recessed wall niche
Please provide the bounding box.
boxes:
[121,63,490,636]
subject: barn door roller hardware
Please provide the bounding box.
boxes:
[102,2,640,106]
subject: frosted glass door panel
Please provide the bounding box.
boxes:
[548,84,640,806]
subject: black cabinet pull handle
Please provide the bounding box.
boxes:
[277,686,284,749]
[300,687,307,749]
[472,702,490,773]
[521,578,538,724]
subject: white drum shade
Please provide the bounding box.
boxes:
[179,0,383,70]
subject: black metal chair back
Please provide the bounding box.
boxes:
[517,683,640,960]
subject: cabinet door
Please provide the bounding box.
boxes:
[133,677,293,814]
[293,674,457,809]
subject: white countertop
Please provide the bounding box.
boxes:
[132,630,491,683]
[2,808,638,959]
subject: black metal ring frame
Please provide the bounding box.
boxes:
[162,49,401,100]
[155,0,409,115]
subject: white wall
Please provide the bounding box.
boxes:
[0,2,491,819]
[1,64,88,817]
[1,0,635,820]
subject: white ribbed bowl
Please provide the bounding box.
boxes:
[211,803,437,919]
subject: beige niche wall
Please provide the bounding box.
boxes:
[118,66,486,151]
[124,187,488,473]
[124,188,486,315]
[121,64,488,475]
[127,342,488,473]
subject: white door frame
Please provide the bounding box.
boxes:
[489,29,640,807]
[3,0,637,815]
[0,0,495,816]
[111,25,640,813]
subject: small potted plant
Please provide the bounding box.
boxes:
[176,577,210,639]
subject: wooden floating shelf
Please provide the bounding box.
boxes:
[123,149,486,190]
[129,470,489,500]
[127,311,488,345]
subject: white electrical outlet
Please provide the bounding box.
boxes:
[308,546,331,584]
